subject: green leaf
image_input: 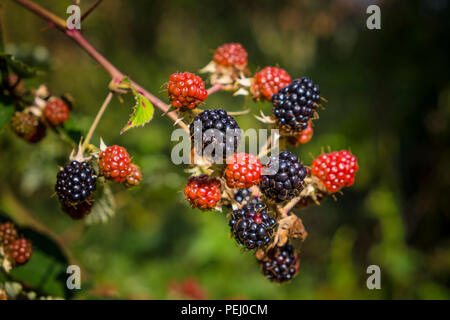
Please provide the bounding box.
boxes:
[0,103,14,131]
[0,53,42,78]
[85,183,116,225]
[119,77,154,134]
[61,117,83,143]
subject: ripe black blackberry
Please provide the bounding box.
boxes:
[233,188,259,206]
[55,161,97,205]
[260,243,300,283]
[259,151,307,203]
[272,77,320,134]
[190,109,240,160]
[61,200,94,220]
[228,202,277,249]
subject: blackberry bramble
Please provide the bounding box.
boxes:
[229,202,277,249]
[259,151,307,203]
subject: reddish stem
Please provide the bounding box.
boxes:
[207,83,223,95]
[11,0,188,132]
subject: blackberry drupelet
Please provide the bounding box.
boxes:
[55,161,97,205]
[259,151,307,203]
[260,243,299,283]
[228,202,277,249]
[190,109,240,160]
[272,77,321,134]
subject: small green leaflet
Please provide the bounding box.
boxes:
[120,78,154,134]
[0,53,42,78]
[0,104,14,131]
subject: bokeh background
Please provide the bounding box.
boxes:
[0,0,449,299]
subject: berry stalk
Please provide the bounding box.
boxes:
[81,91,113,153]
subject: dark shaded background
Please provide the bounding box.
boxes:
[0,0,449,299]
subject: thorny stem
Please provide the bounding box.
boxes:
[81,0,103,22]
[11,0,189,132]
[81,91,113,152]
[207,83,223,95]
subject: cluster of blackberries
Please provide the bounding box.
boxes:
[272,77,320,134]
[228,202,277,249]
[260,243,300,283]
[55,161,97,218]
[190,109,241,160]
[259,151,307,203]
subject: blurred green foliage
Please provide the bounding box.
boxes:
[0,0,449,299]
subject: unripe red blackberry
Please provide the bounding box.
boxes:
[260,243,299,283]
[225,153,262,189]
[272,77,321,134]
[184,174,221,210]
[61,200,94,220]
[10,111,46,143]
[259,151,307,203]
[229,202,277,249]
[125,164,142,188]
[8,238,32,266]
[44,98,70,126]
[251,66,291,101]
[167,72,208,110]
[0,222,18,247]
[55,161,97,205]
[99,145,133,183]
[190,109,241,161]
[4,74,25,96]
[213,43,248,68]
[287,121,314,146]
[311,150,359,193]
